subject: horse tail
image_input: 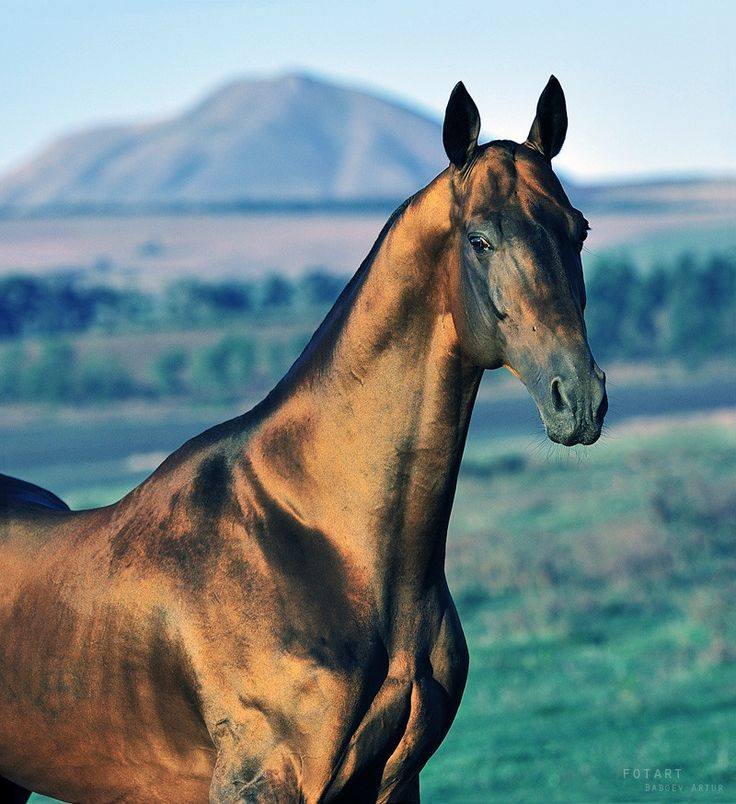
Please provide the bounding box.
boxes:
[0,473,70,511]
[0,775,32,804]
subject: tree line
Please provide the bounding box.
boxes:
[0,270,345,339]
[0,331,313,403]
[0,252,733,403]
[585,251,735,361]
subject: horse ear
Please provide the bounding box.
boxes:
[443,82,481,169]
[526,75,567,161]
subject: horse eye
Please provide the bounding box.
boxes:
[468,234,492,255]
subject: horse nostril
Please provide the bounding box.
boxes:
[595,389,609,422]
[550,377,568,412]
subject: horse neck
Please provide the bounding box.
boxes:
[246,174,483,599]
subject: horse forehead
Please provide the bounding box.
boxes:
[464,145,517,211]
[513,148,579,228]
[465,143,577,230]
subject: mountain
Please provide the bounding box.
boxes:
[1,72,734,219]
[0,73,448,209]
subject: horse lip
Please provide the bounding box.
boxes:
[542,412,602,447]
[545,422,602,447]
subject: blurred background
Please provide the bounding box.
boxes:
[1,2,734,802]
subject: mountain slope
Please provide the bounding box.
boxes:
[0,74,447,208]
[1,72,733,218]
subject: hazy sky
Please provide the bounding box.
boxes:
[1,0,733,181]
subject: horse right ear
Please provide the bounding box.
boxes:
[526,75,567,161]
[443,82,480,169]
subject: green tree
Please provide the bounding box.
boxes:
[152,347,189,396]
[622,265,669,357]
[300,270,344,306]
[665,253,711,358]
[23,341,78,401]
[0,343,27,400]
[702,253,736,353]
[191,335,257,399]
[166,280,253,326]
[261,275,294,308]
[76,355,139,400]
[263,338,297,380]
[585,255,639,358]
[0,275,44,336]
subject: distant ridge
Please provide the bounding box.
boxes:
[0,72,734,218]
[0,73,448,209]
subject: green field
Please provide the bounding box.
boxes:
[425,413,736,802]
[24,409,736,803]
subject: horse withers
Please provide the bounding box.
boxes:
[0,76,606,802]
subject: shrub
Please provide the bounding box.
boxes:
[152,347,189,396]
[191,335,257,399]
[260,274,294,308]
[76,356,139,400]
[300,270,344,306]
[22,341,78,401]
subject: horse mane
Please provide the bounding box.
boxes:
[258,193,418,405]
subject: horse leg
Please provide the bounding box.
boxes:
[390,775,420,803]
[0,776,32,804]
[209,748,301,803]
[207,717,301,804]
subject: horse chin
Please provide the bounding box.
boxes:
[543,419,603,447]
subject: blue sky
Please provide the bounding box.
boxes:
[1,0,733,181]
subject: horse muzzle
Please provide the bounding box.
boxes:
[538,363,607,446]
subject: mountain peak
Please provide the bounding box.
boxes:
[0,73,446,210]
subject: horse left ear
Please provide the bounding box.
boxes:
[443,82,481,169]
[526,75,567,161]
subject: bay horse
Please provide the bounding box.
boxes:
[0,76,606,803]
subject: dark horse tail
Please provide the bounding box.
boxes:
[0,473,69,512]
[0,475,68,803]
[0,777,32,804]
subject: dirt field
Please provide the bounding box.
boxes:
[0,201,733,288]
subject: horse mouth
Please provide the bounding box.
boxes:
[540,387,607,446]
[544,422,602,447]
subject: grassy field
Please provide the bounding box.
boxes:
[23,410,736,803]
[425,411,736,802]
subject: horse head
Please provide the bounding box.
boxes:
[442,76,607,446]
